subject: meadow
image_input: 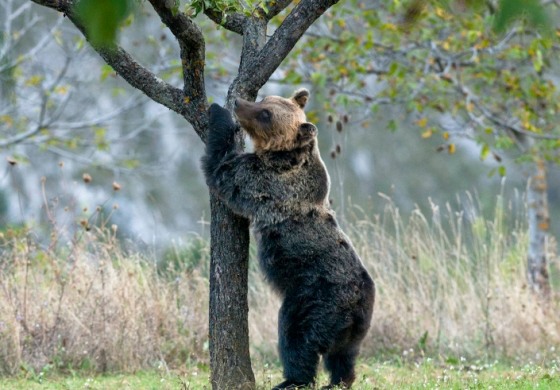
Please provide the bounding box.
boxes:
[1,359,560,389]
[1,193,559,388]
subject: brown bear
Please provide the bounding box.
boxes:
[202,89,375,389]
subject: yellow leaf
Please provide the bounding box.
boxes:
[382,23,397,31]
[183,96,190,104]
[306,111,319,124]
[421,129,433,139]
[55,86,68,95]
[416,117,428,128]
[0,115,14,128]
[442,132,449,140]
[448,143,456,154]
[25,75,43,87]
[435,7,449,19]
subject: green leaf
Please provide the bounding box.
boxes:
[498,165,506,177]
[388,62,399,76]
[100,64,114,81]
[480,144,490,161]
[76,0,134,47]
[188,0,241,17]
[495,136,515,150]
[94,127,108,151]
[387,119,398,132]
[310,72,327,88]
[493,0,551,34]
[532,49,543,73]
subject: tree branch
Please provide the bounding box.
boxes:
[233,16,267,102]
[234,0,341,96]
[204,1,292,34]
[204,9,246,34]
[264,0,293,20]
[30,0,189,130]
[445,74,560,142]
[148,0,208,136]
[90,45,187,121]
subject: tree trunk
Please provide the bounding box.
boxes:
[527,159,551,298]
[209,194,254,390]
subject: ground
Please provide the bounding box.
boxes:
[2,359,559,389]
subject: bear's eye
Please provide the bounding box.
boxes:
[257,109,272,122]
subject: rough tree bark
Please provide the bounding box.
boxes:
[30,0,341,388]
[527,159,551,298]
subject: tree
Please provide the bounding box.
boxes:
[1,0,159,235]
[0,0,152,154]
[285,0,560,296]
[29,0,341,388]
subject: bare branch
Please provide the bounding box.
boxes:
[30,0,188,125]
[0,52,72,147]
[1,12,64,73]
[53,96,146,130]
[91,45,186,118]
[0,125,43,148]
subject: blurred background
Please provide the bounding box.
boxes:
[1,0,559,247]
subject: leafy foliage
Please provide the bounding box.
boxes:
[188,0,241,16]
[284,0,560,166]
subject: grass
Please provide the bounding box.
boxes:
[353,193,560,360]
[0,370,181,390]
[1,190,559,383]
[1,359,560,389]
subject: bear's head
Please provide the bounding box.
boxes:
[234,88,317,152]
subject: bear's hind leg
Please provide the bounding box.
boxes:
[322,345,359,389]
[273,332,319,389]
[272,301,322,390]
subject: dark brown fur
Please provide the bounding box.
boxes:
[202,89,375,389]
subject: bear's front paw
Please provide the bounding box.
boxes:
[208,103,229,117]
[209,103,235,128]
[208,103,239,143]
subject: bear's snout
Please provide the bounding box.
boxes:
[233,97,255,119]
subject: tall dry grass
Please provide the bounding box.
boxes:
[352,193,560,361]
[0,228,209,374]
[1,192,559,375]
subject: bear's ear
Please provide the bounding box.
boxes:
[292,88,310,109]
[296,122,317,145]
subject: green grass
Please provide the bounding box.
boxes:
[2,360,559,389]
[0,370,207,390]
